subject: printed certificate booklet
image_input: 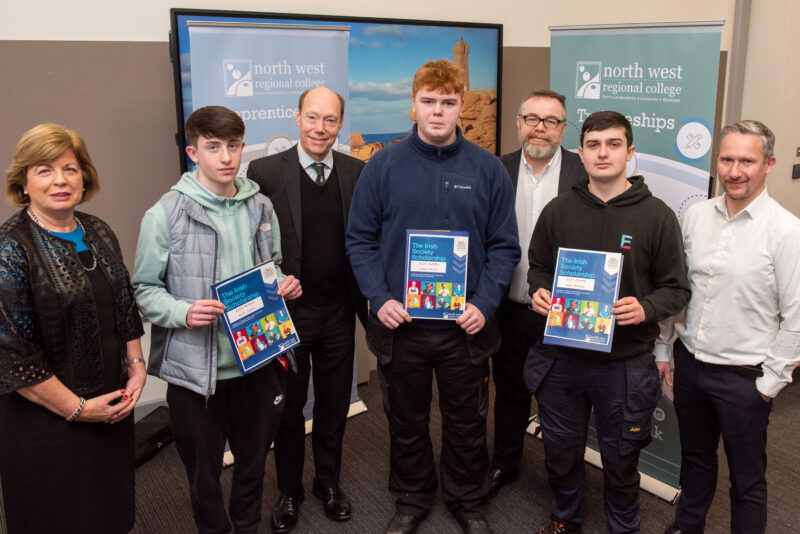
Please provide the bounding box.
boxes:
[543,248,623,352]
[211,260,300,374]
[403,230,468,320]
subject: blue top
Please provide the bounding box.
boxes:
[52,226,88,252]
[346,125,520,323]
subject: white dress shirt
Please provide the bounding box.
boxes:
[508,149,562,304]
[656,189,800,398]
[297,144,334,181]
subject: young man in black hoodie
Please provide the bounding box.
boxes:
[525,111,690,534]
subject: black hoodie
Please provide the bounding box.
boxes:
[528,176,690,361]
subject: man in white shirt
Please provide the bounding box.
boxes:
[489,90,587,498]
[658,120,800,534]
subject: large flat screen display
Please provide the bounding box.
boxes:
[170,8,502,172]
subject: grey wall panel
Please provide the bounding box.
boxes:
[0,41,178,267]
[500,46,550,155]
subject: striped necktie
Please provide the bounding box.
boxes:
[312,162,326,186]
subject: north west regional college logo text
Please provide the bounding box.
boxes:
[576,61,602,99]
[223,59,253,97]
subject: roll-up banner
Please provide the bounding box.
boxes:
[548,21,723,501]
[188,21,351,174]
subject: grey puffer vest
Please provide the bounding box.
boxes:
[147,190,275,396]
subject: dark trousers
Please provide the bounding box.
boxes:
[673,340,772,534]
[491,300,542,470]
[274,299,355,496]
[378,324,490,521]
[167,362,286,534]
[536,353,659,534]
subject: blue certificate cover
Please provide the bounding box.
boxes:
[543,248,623,353]
[211,260,300,374]
[403,230,469,320]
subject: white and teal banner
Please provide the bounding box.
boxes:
[551,22,722,220]
[188,22,351,170]
[550,21,723,500]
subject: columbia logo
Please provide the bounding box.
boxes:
[453,184,472,190]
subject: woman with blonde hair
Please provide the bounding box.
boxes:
[0,124,145,533]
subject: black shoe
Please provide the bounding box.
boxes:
[461,517,493,534]
[663,525,684,534]
[487,466,519,499]
[311,482,352,521]
[385,512,424,534]
[270,491,304,534]
[535,520,582,534]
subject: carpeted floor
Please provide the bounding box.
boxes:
[3,368,799,533]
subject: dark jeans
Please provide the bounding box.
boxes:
[378,324,490,521]
[274,299,355,496]
[491,300,544,471]
[167,362,286,534]
[536,352,659,534]
[673,340,772,534]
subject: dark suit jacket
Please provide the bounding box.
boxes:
[247,146,368,327]
[499,146,587,195]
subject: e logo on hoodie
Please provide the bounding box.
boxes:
[620,234,633,250]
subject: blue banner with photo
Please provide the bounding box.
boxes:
[188,22,350,170]
[173,12,501,166]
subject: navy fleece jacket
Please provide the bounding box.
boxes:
[346,125,520,325]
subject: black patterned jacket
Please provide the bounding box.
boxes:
[0,210,143,395]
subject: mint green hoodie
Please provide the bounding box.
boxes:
[133,170,284,379]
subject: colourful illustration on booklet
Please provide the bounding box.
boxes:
[211,261,300,374]
[543,248,623,353]
[403,230,469,320]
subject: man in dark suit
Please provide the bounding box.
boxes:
[489,90,587,498]
[247,86,367,533]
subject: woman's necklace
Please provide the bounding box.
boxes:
[27,208,98,271]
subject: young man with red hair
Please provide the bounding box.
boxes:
[347,60,520,534]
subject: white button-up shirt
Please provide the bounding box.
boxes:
[508,149,561,305]
[656,189,800,397]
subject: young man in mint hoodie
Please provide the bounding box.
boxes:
[133,106,302,534]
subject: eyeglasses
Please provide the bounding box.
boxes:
[518,115,566,129]
[301,114,340,127]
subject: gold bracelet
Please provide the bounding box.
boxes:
[125,358,146,367]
